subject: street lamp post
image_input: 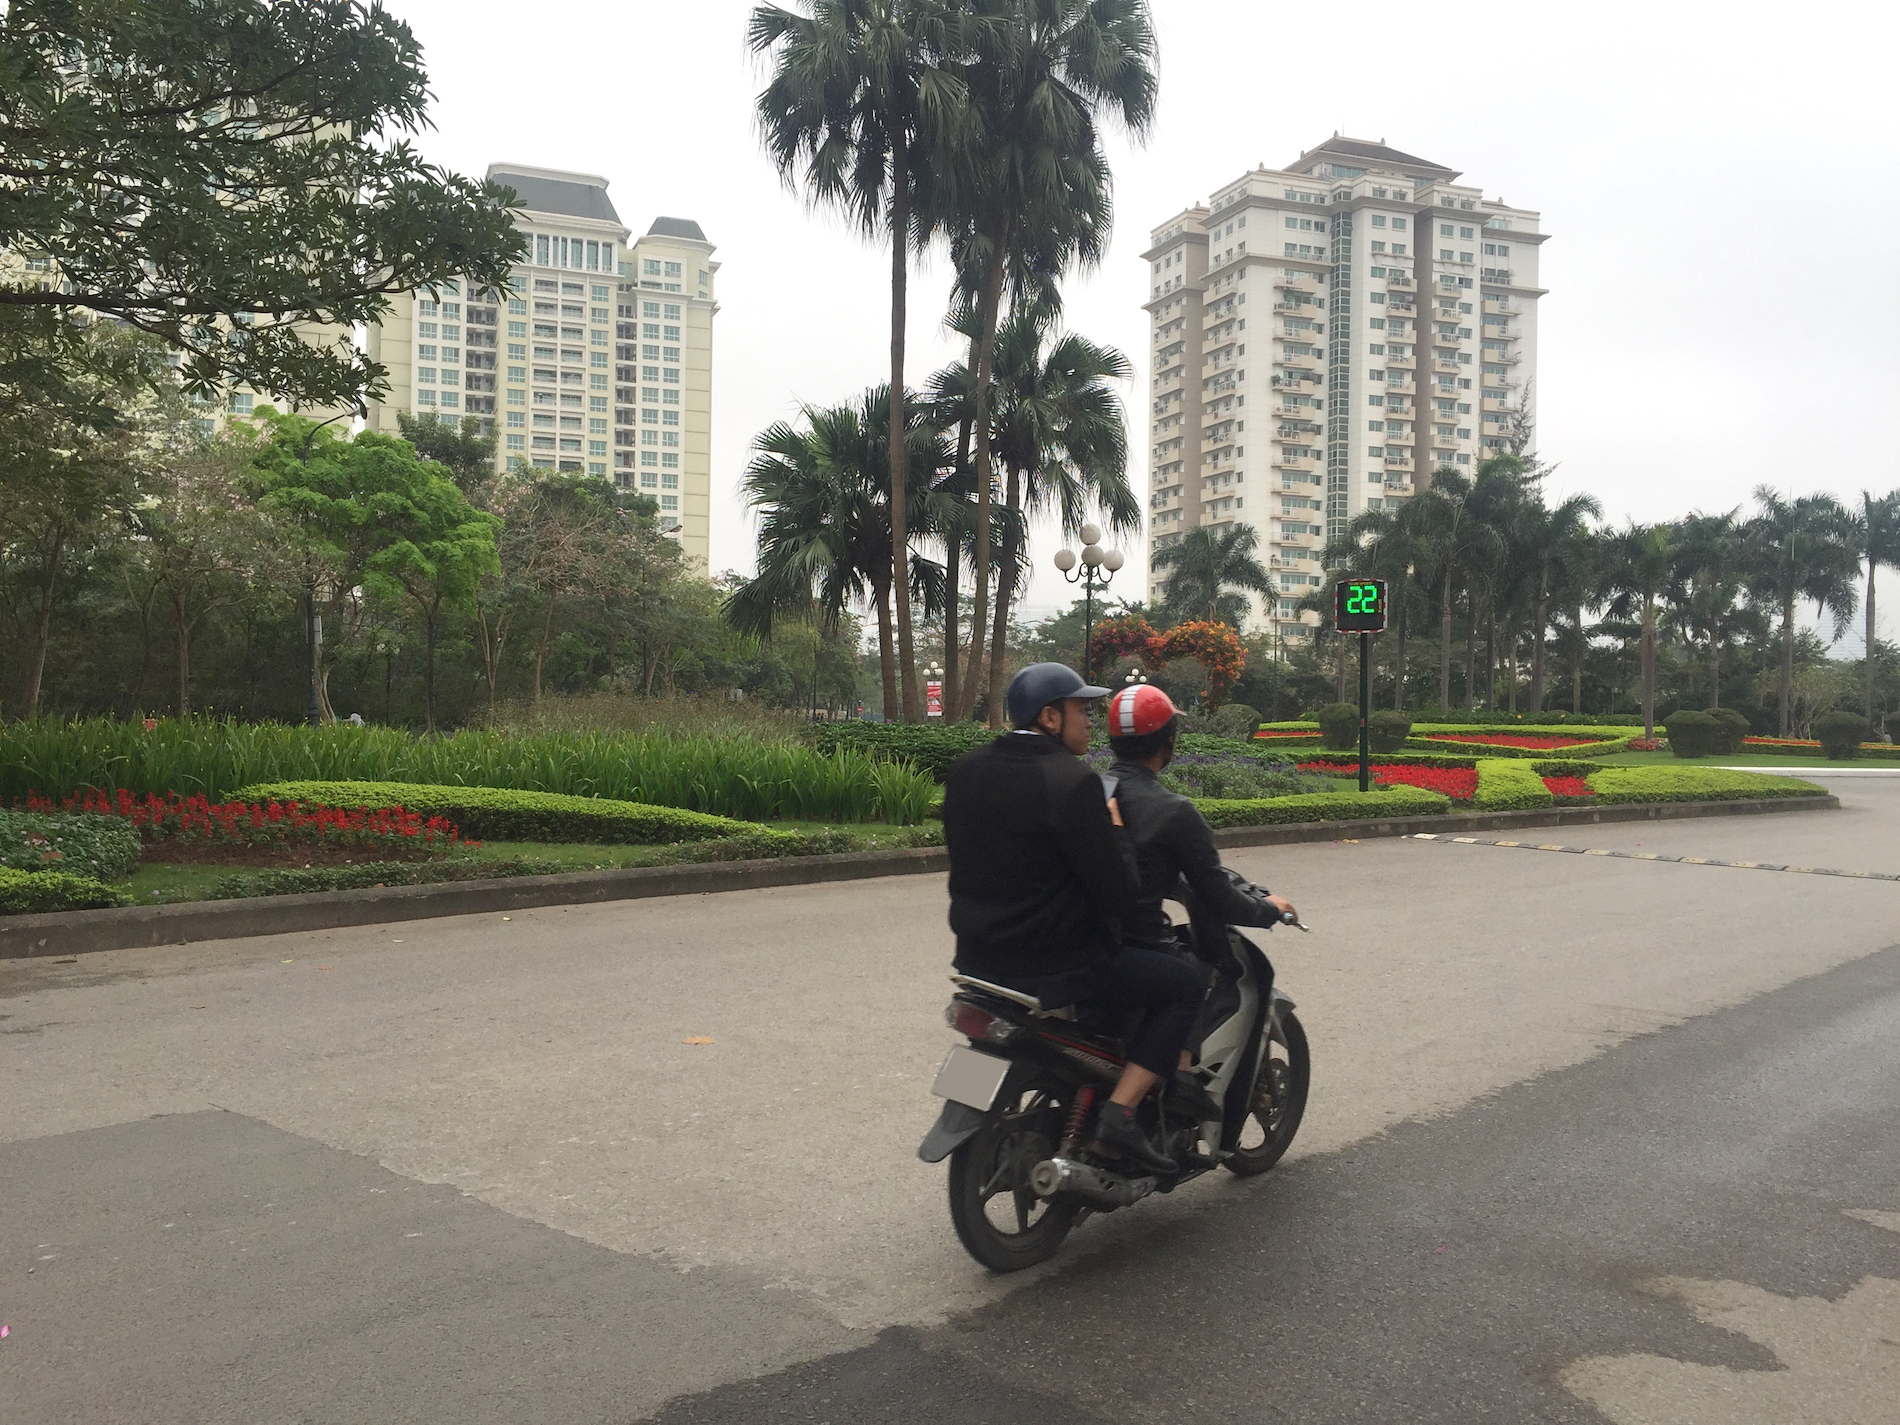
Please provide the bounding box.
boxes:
[1054,524,1125,681]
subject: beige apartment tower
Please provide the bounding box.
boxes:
[1144,137,1546,642]
[367,164,717,567]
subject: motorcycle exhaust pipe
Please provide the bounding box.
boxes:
[1028,1157,1156,1208]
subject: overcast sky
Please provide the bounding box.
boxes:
[388,0,1897,646]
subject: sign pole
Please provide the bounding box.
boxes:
[1358,630,1371,793]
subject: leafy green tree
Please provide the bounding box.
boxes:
[1152,524,1274,627]
[947,0,1156,721]
[1744,487,1859,737]
[750,0,967,722]
[1603,522,1674,739]
[1667,510,1744,711]
[0,0,524,412]
[396,412,498,501]
[363,468,500,734]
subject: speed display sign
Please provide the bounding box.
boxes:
[1334,578,1388,634]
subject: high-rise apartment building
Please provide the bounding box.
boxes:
[1144,137,1545,642]
[366,164,717,567]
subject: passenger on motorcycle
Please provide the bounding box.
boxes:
[942,662,1201,1175]
[1103,682,1296,951]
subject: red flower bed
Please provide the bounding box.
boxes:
[1541,775,1593,799]
[1627,737,1661,751]
[1253,729,1317,739]
[1427,732,1600,749]
[20,788,473,852]
[1298,761,1477,800]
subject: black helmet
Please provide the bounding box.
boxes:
[1006,662,1110,727]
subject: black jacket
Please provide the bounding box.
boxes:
[943,732,1139,982]
[1108,758,1278,949]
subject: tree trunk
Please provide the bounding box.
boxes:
[1508,640,1519,714]
[1462,592,1477,713]
[1572,603,1584,715]
[534,599,555,708]
[171,589,192,717]
[1393,599,1408,712]
[887,135,919,724]
[1484,607,1496,710]
[423,599,440,736]
[985,467,1022,724]
[1642,604,1657,739]
[1438,571,1453,713]
[1778,593,1795,738]
[1530,592,1549,711]
[1709,616,1722,712]
[1868,563,1879,723]
[20,527,65,718]
[959,240,1009,725]
[942,408,973,721]
[873,576,897,722]
[1335,631,1347,702]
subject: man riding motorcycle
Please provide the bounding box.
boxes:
[1103,682,1296,951]
[941,662,1203,1175]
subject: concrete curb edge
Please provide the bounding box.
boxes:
[0,794,1841,960]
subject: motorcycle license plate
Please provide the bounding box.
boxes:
[932,1045,1012,1111]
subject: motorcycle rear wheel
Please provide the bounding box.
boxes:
[947,1077,1078,1272]
[1224,1010,1310,1177]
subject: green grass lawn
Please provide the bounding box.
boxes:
[1594,750,1900,769]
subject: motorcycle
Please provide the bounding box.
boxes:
[918,870,1311,1271]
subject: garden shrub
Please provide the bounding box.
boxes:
[1315,703,1360,751]
[1089,749,1326,800]
[1472,759,1555,811]
[809,721,993,781]
[1585,767,1828,803]
[1198,703,1263,740]
[1194,784,1452,828]
[1812,711,1869,760]
[233,781,755,844]
[0,809,141,881]
[1663,710,1719,759]
[0,866,133,914]
[1711,709,1750,755]
[1367,710,1413,753]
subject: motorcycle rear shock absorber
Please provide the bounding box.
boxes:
[1059,1085,1096,1156]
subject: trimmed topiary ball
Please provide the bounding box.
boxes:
[1315,703,1360,751]
[1812,710,1869,760]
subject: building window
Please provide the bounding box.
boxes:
[662,389,679,406]
[440,392,458,408]
[642,365,659,381]
[642,408,658,424]
[506,434,524,450]
[642,301,659,318]
[662,410,679,426]
[506,365,525,382]
[663,304,680,320]
[507,343,525,359]
[662,453,679,469]
[662,432,679,448]
[506,411,524,427]
[663,367,679,384]
[664,261,681,277]
[589,396,607,413]
[417,367,436,384]
[641,451,657,467]
[640,471,658,488]
[644,258,661,275]
[507,389,524,405]
[589,440,607,456]
[661,346,679,362]
[663,325,680,341]
[417,390,436,406]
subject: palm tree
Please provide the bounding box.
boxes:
[1851,489,1900,722]
[1324,499,1433,711]
[1743,487,1859,737]
[1669,510,1743,711]
[1603,522,1674,739]
[930,300,1138,722]
[749,0,967,721]
[1519,490,1601,710]
[948,0,1157,721]
[726,386,948,719]
[1409,463,1506,712]
[1152,524,1274,627]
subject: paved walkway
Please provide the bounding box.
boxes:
[3,781,1897,1422]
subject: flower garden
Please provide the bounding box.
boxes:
[0,715,1832,916]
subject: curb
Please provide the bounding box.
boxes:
[0,795,1839,961]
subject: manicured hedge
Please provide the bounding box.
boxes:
[1195,784,1452,828]
[0,866,132,914]
[233,781,756,845]
[1585,767,1829,803]
[1296,750,1477,771]
[0,809,141,881]
[1407,733,1640,759]
[809,722,992,780]
[1472,759,1555,811]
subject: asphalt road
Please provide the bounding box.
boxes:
[3,777,1897,1423]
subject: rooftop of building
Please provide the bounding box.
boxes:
[646,216,709,242]
[1285,135,1459,181]
[486,164,621,223]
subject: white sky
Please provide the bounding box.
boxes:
[389,0,1899,648]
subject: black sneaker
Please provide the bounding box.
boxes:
[1089,1102,1177,1176]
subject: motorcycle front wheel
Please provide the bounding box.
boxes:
[1224,1009,1310,1177]
[946,1075,1078,1272]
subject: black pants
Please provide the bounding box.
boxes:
[1013,949,1207,1077]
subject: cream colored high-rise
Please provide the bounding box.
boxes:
[366,164,717,568]
[1144,136,1545,642]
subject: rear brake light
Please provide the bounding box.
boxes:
[945,1001,1015,1043]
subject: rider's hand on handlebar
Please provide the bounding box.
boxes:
[1265,893,1296,922]
[1107,796,1124,828]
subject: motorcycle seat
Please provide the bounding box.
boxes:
[949,975,1077,1021]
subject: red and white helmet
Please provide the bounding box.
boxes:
[1107,683,1179,739]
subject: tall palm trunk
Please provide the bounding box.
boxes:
[1571,601,1584,715]
[1393,600,1408,712]
[1462,591,1477,713]
[942,408,973,719]
[1438,572,1454,713]
[1867,560,1879,723]
[985,466,1022,720]
[1484,607,1496,710]
[1642,603,1657,739]
[959,241,1008,724]
[887,141,920,723]
[1508,640,1519,714]
[1709,615,1722,712]
[873,576,898,722]
[1777,593,1795,738]
[1530,589,1549,711]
